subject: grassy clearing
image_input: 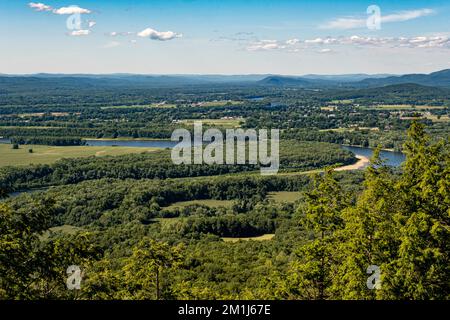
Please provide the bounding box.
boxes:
[82,137,170,141]
[195,100,243,107]
[179,118,244,128]
[319,127,379,132]
[163,199,235,210]
[100,103,177,110]
[329,99,353,104]
[362,104,447,110]
[0,144,158,167]
[424,114,450,122]
[320,106,337,111]
[267,191,302,203]
[40,225,82,240]
[221,234,275,242]
[319,127,352,132]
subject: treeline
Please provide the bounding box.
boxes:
[0,126,178,140]
[10,136,86,146]
[282,128,407,151]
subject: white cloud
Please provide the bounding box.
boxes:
[137,28,182,41]
[303,35,450,49]
[304,37,338,45]
[321,18,365,30]
[246,40,286,51]
[246,35,450,53]
[28,2,52,11]
[53,6,91,15]
[305,38,325,44]
[69,29,91,36]
[321,8,435,29]
[382,8,434,23]
[108,31,134,37]
[286,38,300,45]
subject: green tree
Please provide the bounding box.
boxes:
[381,121,450,299]
[122,238,184,299]
[288,169,348,299]
[0,200,99,299]
[333,147,399,299]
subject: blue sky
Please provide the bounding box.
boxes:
[1,0,450,74]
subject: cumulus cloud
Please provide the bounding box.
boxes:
[29,3,92,15]
[247,35,450,53]
[68,29,91,36]
[137,28,182,41]
[321,8,435,29]
[53,6,91,15]
[303,35,450,49]
[304,37,339,45]
[28,2,52,11]
[246,40,286,51]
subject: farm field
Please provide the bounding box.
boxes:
[362,104,447,110]
[100,105,151,110]
[178,118,244,128]
[267,191,302,203]
[0,144,159,167]
[195,100,243,107]
[221,234,275,242]
[163,199,235,210]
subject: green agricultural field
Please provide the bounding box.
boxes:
[362,104,447,110]
[329,99,353,104]
[163,199,235,210]
[424,114,450,122]
[221,234,275,242]
[100,103,177,110]
[0,144,159,167]
[196,100,243,107]
[179,118,244,128]
[267,191,302,203]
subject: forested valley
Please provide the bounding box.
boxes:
[1,122,448,299]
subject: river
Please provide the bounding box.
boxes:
[341,145,405,167]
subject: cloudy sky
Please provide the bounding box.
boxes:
[1,0,450,75]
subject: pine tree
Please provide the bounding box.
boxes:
[290,168,348,299]
[333,147,399,299]
[381,121,450,299]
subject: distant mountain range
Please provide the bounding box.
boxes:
[257,69,450,88]
[0,69,449,88]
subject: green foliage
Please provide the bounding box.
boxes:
[0,200,100,299]
[1,122,448,300]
